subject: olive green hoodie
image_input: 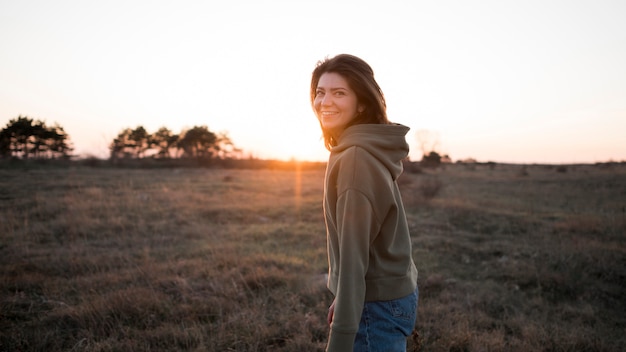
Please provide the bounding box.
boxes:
[324,123,418,351]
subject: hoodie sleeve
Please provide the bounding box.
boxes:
[327,188,380,352]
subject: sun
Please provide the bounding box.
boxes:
[278,128,328,162]
[275,141,326,163]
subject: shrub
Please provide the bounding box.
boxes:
[419,176,443,199]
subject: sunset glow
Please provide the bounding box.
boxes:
[1,0,625,163]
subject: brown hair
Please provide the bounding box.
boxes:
[310,54,389,150]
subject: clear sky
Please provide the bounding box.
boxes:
[1,0,625,163]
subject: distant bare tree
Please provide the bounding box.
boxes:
[415,129,441,159]
[416,129,447,167]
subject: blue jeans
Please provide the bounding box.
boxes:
[354,286,419,352]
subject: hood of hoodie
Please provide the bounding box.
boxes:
[330,123,410,180]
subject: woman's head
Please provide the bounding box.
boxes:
[310,54,389,149]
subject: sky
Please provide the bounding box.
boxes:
[1,0,625,164]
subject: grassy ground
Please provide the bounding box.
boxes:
[1,162,624,351]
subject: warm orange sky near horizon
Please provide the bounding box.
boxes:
[1,0,625,164]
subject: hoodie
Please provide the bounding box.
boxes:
[324,123,418,352]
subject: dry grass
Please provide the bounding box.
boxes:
[1,162,625,351]
[401,163,626,351]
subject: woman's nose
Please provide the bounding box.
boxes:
[321,94,332,106]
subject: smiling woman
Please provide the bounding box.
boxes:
[310,54,419,352]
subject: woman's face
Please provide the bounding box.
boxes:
[314,72,362,134]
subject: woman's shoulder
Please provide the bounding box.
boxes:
[330,145,389,186]
[331,144,380,168]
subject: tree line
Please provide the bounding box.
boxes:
[109,125,240,160]
[0,116,73,159]
[1,116,240,161]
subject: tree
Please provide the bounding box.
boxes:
[109,126,150,159]
[1,116,34,158]
[178,126,218,159]
[34,123,72,159]
[110,128,134,159]
[150,127,179,159]
[128,126,150,158]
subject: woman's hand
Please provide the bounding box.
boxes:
[327,299,335,325]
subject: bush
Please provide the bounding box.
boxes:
[419,176,443,199]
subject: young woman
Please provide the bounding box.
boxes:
[310,54,419,352]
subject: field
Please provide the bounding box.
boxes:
[1,162,625,351]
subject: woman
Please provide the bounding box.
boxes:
[311,53,419,352]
